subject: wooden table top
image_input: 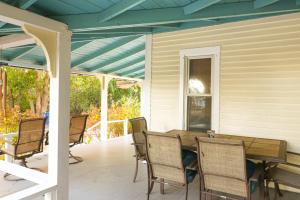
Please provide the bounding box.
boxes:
[166,130,287,163]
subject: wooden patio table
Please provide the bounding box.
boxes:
[165,130,288,199]
[166,129,287,163]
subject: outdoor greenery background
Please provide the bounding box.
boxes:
[0,66,141,146]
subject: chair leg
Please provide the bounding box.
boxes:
[146,160,154,194]
[185,183,189,200]
[259,177,266,200]
[147,174,153,200]
[248,184,252,200]
[199,176,202,200]
[69,151,83,164]
[205,190,208,200]
[20,158,28,168]
[265,180,271,200]
[274,182,283,197]
[4,158,27,181]
[133,157,139,182]
[160,178,164,194]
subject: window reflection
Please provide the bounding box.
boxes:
[187,96,212,131]
[188,58,211,94]
[188,79,205,94]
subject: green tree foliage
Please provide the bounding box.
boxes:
[5,67,37,111]
[70,75,100,114]
[107,80,141,138]
[0,66,141,144]
[108,79,140,107]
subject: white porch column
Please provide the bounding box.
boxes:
[100,76,111,141]
[23,24,71,200]
[4,135,13,163]
[141,34,152,127]
[47,31,71,200]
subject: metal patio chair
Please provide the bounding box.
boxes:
[195,137,264,200]
[129,117,148,182]
[266,152,300,200]
[69,114,88,164]
[0,118,46,181]
[145,133,197,200]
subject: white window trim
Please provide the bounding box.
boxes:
[179,46,220,132]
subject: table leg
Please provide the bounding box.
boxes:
[160,178,164,194]
[262,161,267,200]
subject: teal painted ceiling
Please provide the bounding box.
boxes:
[0,0,299,79]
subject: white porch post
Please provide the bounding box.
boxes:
[123,119,128,136]
[22,23,71,200]
[4,135,13,163]
[141,34,152,127]
[100,76,111,141]
[47,31,71,200]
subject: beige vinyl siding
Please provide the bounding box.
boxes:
[150,13,300,152]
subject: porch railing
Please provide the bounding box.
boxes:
[0,119,130,199]
[0,132,56,200]
[86,119,129,141]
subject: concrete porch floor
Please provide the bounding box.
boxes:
[0,135,300,200]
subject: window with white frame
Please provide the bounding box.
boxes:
[179,47,220,132]
[186,57,212,131]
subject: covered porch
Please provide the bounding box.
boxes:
[0,0,300,200]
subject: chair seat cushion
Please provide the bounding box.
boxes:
[246,160,256,178]
[182,150,198,183]
[182,150,197,168]
[246,160,257,193]
[186,169,197,183]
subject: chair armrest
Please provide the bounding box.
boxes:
[249,164,263,182]
[186,160,198,171]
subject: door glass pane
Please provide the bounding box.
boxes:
[188,58,211,94]
[187,96,211,131]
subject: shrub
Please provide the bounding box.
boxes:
[108,97,140,138]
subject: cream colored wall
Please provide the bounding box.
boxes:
[150,13,300,153]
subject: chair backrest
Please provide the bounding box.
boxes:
[69,115,88,145]
[196,137,248,198]
[145,133,186,184]
[129,117,147,156]
[15,118,46,155]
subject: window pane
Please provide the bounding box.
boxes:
[187,96,211,131]
[188,58,211,94]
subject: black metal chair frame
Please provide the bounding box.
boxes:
[129,117,148,183]
[69,114,88,164]
[44,115,88,164]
